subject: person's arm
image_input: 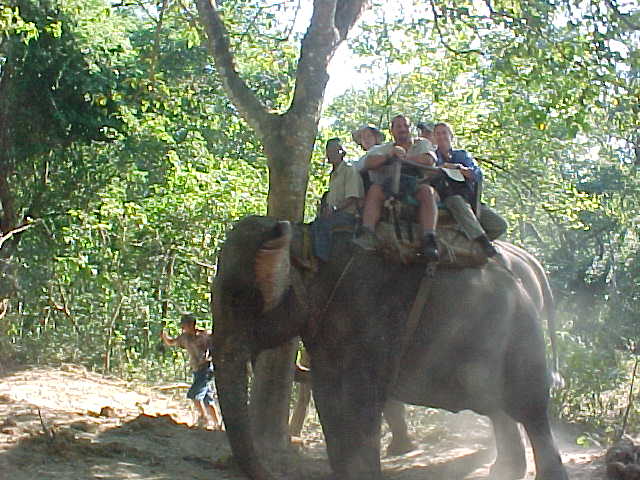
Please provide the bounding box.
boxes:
[197,331,214,362]
[407,151,436,166]
[406,140,436,166]
[336,166,364,211]
[364,144,394,170]
[160,330,179,347]
[335,197,360,212]
[451,150,480,182]
[364,153,389,170]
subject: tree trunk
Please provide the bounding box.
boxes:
[0,46,20,322]
[196,0,367,450]
[249,339,298,449]
[249,124,312,446]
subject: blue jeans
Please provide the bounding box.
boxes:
[187,364,216,405]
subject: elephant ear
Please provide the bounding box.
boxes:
[254,221,292,313]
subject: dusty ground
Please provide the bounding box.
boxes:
[0,364,606,480]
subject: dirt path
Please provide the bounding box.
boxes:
[0,364,606,479]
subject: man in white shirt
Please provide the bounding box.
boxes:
[353,115,440,261]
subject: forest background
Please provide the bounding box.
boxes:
[0,0,638,446]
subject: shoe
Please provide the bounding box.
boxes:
[352,228,377,251]
[477,234,498,257]
[195,417,208,429]
[422,233,440,262]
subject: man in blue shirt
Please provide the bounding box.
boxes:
[432,122,507,256]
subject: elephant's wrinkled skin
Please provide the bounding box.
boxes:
[213,216,568,480]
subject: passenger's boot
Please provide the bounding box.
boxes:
[476,234,498,257]
[422,233,440,262]
[352,226,377,252]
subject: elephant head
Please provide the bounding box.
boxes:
[212,216,296,480]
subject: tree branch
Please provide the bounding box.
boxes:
[289,0,366,118]
[334,0,365,41]
[0,221,34,250]
[150,0,171,85]
[604,0,640,31]
[282,0,301,40]
[194,0,273,135]
[429,0,482,56]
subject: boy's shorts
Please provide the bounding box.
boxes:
[187,364,216,405]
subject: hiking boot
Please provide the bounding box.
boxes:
[422,233,440,262]
[352,228,377,252]
[477,234,498,258]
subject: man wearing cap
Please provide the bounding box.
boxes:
[353,114,441,261]
[160,314,221,429]
[352,125,385,169]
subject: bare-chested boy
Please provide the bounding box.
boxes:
[160,313,221,429]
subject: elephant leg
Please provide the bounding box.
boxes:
[383,400,415,456]
[521,410,568,480]
[488,411,527,479]
[341,367,384,479]
[289,382,311,437]
[289,350,312,437]
[311,348,384,480]
[311,360,347,476]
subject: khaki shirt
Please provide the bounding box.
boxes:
[325,161,364,215]
[365,139,435,185]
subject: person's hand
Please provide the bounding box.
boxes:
[392,145,406,161]
[459,166,473,180]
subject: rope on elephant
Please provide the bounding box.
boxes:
[302,254,356,342]
[386,263,437,397]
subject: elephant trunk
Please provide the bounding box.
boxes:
[216,342,273,480]
[254,221,292,313]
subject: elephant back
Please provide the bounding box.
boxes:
[374,220,488,267]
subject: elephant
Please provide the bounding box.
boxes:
[293,360,416,456]
[290,238,561,458]
[212,215,569,480]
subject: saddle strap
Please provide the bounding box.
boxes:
[387,264,437,396]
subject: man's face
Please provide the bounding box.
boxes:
[181,322,196,334]
[419,129,434,143]
[391,117,411,143]
[326,141,345,166]
[434,125,452,150]
[360,130,378,151]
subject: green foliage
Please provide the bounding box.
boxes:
[0,4,37,40]
[3,0,270,381]
[211,0,302,112]
[2,0,640,439]
[3,0,130,162]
